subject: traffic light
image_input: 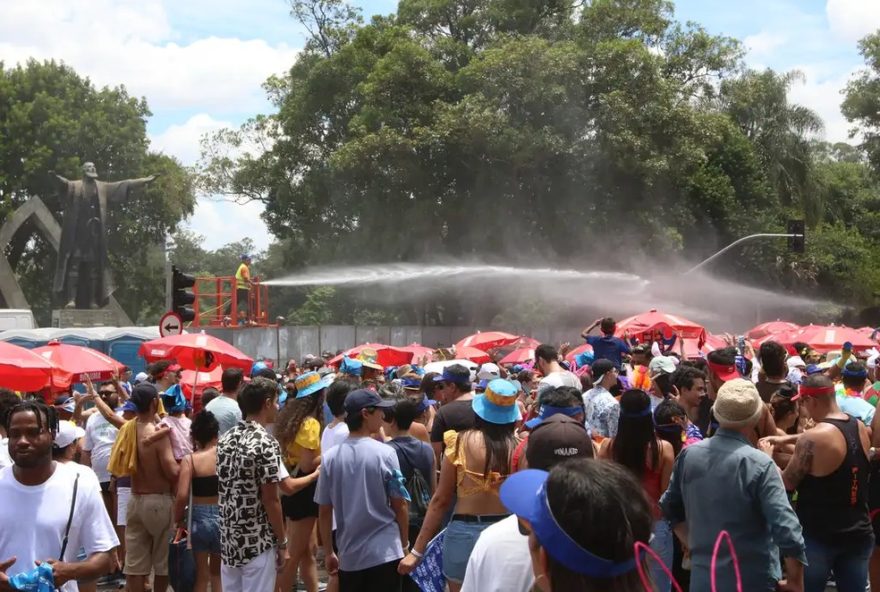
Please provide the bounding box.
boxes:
[787,219,805,253]
[171,266,196,322]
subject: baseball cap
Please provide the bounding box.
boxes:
[53,422,85,449]
[472,379,521,425]
[500,469,636,578]
[121,400,138,413]
[134,372,149,384]
[415,394,437,414]
[525,415,592,469]
[590,359,616,383]
[433,364,471,385]
[477,363,501,381]
[53,395,76,414]
[130,383,159,413]
[343,388,396,414]
[402,377,423,391]
[648,356,676,379]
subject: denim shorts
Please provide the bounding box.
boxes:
[190,504,221,554]
[442,518,497,583]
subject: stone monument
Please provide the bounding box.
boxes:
[0,161,157,327]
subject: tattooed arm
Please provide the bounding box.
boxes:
[781,434,815,491]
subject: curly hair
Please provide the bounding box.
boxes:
[274,389,326,452]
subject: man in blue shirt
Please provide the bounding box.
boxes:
[581,317,630,369]
[660,379,806,592]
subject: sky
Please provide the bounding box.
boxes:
[2,0,878,252]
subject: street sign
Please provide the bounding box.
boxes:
[159,311,183,337]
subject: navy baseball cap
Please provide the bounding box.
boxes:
[433,364,471,385]
[344,388,395,414]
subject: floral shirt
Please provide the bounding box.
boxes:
[582,386,620,439]
[217,420,281,567]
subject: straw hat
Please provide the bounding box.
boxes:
[713,379,763,429]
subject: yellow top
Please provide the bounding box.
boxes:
[107,419,138,477]
[284,417,321,470]
[235,262,251,290]
[443,429,506,497]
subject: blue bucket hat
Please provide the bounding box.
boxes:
[472,379,520,425]
[415,393,437,414]
[340,357,363,377]
[294,371,330,398]
[501,469,637,578]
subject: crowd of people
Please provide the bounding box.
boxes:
[1,317,880,592]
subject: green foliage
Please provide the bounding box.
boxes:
[843,33,880,173]
[193,0,880,323]
[0,60,195,325]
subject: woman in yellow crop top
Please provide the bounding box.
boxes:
[274,371,329,592]
[399,379,521,591]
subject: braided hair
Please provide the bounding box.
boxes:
[5,400,60,437]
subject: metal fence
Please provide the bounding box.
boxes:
[202,325,586,367]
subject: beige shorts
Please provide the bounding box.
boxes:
[124,494,174,576]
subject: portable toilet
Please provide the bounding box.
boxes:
[0,328,60,349]
[104,327,161,376]
[51,327,107,351]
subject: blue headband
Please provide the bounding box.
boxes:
[843,366,868,379]
[531,479,637,577]
[621,407,653,418]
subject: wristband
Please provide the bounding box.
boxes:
[411,549,424,559]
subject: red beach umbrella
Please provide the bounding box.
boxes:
[746,321,801,341]
[499,347,535,365]
[33,340,124,389]
[327,343,415,369]
[0,342,55,391]
[615,309,707,344]
[455,331,522,353]
[139,333,253,372]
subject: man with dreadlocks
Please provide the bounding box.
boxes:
[0,400,118,591]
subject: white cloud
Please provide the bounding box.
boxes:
[788,63,858,142]
[0,0,298,113]
[743,31,787,57]
[150,113,232,166]
[185,198,270,252]
[827,0,880,43]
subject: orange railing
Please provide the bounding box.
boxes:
[191,276,271,327]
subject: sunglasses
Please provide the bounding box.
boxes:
[98,390,116,396]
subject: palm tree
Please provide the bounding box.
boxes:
[718,69,824,224]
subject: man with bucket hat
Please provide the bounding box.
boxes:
[660,379,805,592]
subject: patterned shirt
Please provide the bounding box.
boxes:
[582,386,620,439]
[217,420,281,567]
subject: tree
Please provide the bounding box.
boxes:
[0,60,195,324]
[718,69,824,225]
[197,0,878,321]
[843,33,880,173]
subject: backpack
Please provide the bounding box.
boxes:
[389,440,431,520]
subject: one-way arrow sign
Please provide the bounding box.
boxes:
[159,311,184,337]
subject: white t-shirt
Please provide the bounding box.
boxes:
[82,412,120,482]
[205,395,242,436]
[0,462,119,592]
[320,421,349,454]
[0,438,11,470]
[460,515,534,592]
[319,421,349,530]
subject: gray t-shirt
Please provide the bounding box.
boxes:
[314,436,406,571]
[205,395,242,435]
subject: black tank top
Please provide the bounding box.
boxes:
[796,417,872,545]
[191,474,219,497]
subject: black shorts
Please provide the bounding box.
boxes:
[281,477,319,521]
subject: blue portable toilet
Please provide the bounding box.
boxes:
[104,327,160,376]
[0,328,60,349]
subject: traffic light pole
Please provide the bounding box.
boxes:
[684,233,804,276]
